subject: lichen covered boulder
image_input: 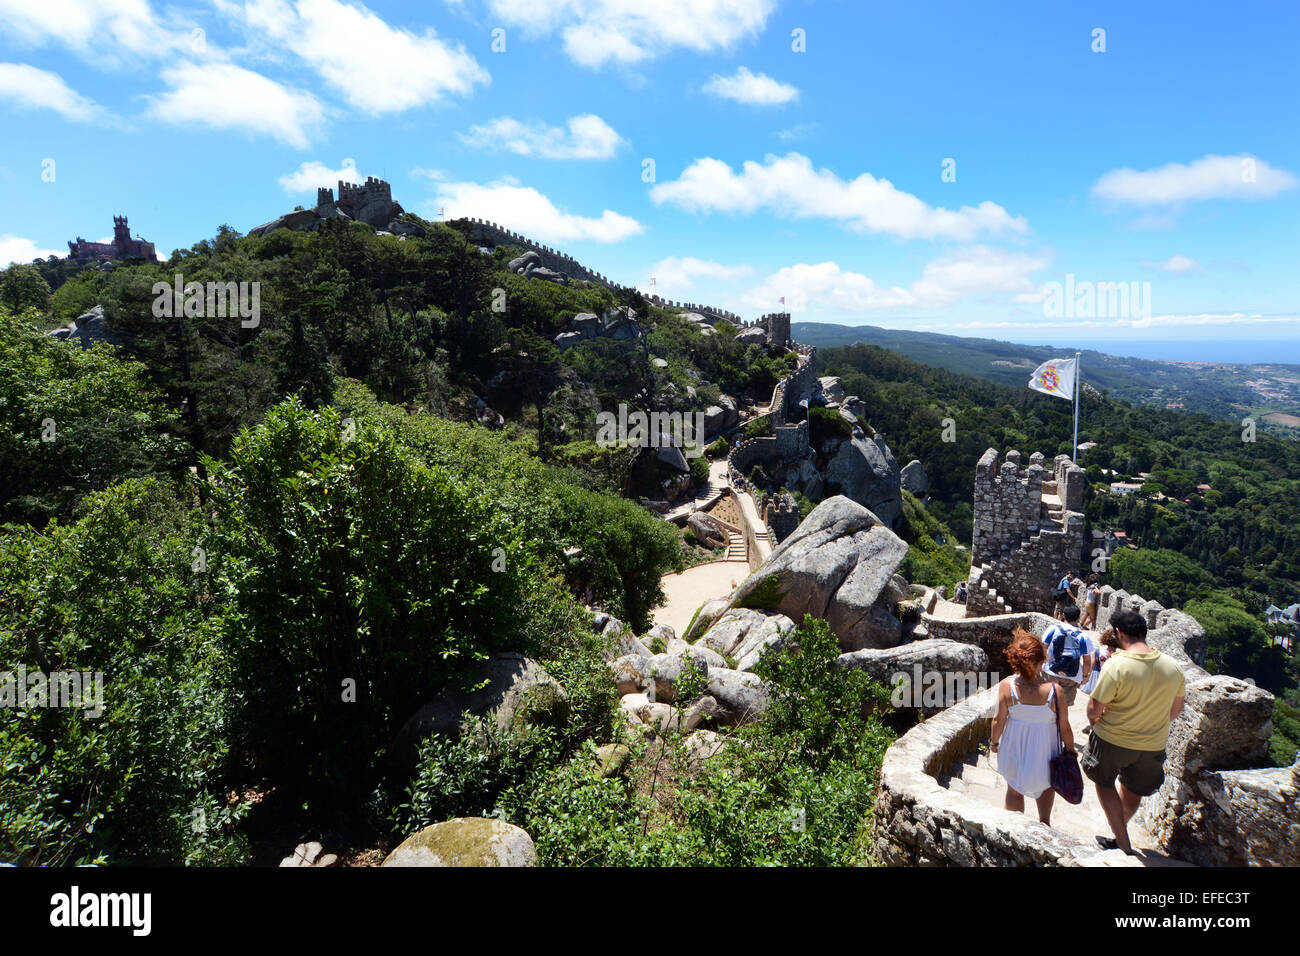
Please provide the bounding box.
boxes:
[382,818,538,867]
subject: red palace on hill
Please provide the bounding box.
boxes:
[67,216,157,262]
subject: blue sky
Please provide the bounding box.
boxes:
[2,0,1298,352]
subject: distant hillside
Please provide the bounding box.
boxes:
[793,322,1300,437]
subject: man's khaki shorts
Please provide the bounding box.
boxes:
[1080,731,1166,796]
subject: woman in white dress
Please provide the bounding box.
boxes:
[990,628,1077,824]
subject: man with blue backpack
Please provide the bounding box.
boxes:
[1040,604,1094,706]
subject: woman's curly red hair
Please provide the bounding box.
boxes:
[1006,627,1046,680]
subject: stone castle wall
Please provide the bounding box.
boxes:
[886,589,1296,866]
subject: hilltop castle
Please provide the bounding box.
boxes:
[249,176,406,237]
[67,216,157,263]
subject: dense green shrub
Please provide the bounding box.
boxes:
[505,616,895,865]
[0,479,245,865]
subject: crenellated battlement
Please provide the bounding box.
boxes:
[968,448,1085,614]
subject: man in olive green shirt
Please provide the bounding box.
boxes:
[1082,609,1186,855]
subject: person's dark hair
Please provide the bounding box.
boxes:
[1086,573,1099,585]
[1063,604,1081,623]
[1006,627,1047,680]
[1111,609,1148,643]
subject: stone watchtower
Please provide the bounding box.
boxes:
[966,449,1085,616]
[761,311,792,347]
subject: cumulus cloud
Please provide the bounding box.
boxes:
[424,175,643,243]
[0,0,200,61]
[482,0,777,69]
[651,153,1027,241]
[279,159,363,193]
[459,114,623,159]
[225,0,489,113]
[647,256,753,292]
[737,246,1049,315]
[1141,255,1203,274]
[1093,154,1298,205]
[703,66,797,106]
[0,63,111,123]
[145,61,325,148]
[0,234,61,267]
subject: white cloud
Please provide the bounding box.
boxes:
[703,66,797,106]
[739,262,913,313]
[0,0,198,61]
[425,176,643,243]
[651,153,1028,241]
[1093,154,1299,205]
[459,114,623,159]
[279,159,362,193]
[145,61,325,148]
[776,122,818,142]
[909,246,1051,307]
[1142,255,1202,274]
[647,256,753,292]
[0,63,111,123]
[482,0,777,69]
[738,246,1049,315]
[0,234,61,266]
[226,0,489,113]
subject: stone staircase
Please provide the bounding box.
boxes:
[936,695,1192,867]
[725,532,747,562]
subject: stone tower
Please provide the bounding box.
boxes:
[966,448,1085,616]
[762,311,792,347]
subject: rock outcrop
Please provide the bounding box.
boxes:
[731,496,910,651]
[822,436,903,528]
[391,653,568,761]
[901,459,928,496]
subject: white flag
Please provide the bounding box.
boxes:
[1027,358,1076,401]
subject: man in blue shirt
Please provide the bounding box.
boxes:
[1041,604,1094,706]
[1054,570,1078,612]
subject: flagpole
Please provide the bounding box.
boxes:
[1072,351,1081,464]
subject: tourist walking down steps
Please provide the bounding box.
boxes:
[990,629,1076,825]
[1083,609,1186,855]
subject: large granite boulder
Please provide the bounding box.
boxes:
[901,459,928,496]
[387,219,426,237]
[391,653,568,760]
[731,496,910,651]
[694,607,796,672]
[837,640,990,713]
[823,436,902,528]
[687,511,727,548]
[508,251,541,273]
[382,818,537,867]
[573,312,600,337]
[736,326,767,346]
[819,376,846,404]
[706,668,770,725]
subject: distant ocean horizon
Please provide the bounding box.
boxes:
[964,336,1300,366]
[1053,339,1300,366]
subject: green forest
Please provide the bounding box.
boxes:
[2,215,1296,866]
[0,219,887,866]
